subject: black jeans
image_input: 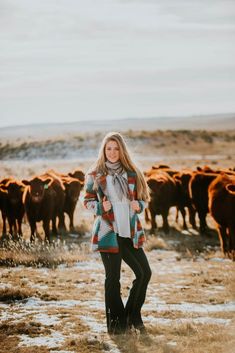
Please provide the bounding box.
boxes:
[100,235,152,333]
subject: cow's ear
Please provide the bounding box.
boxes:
[226,184,235,194]
[43,178,52,188]
[0,185,8,191]
[21,180,30,186]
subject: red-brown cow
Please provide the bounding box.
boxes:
[68,168,85,187]
[59,175,83,232]
[144,165,179,178]
[189,172,218,233]
[208,174,235,260]
[40,171,66,234]
[46,169,84,232]
[173,170,196,229]
[145,170,186,233]
[0,178,25,238]
[0,185,8,236]
[22,176,56,242]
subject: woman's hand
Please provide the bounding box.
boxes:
[130,200,140,212]
[103,196,112,212]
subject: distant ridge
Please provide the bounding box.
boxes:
[1,113,235,140]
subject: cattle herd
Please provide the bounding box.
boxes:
[0,169,85,243]
[0,164,234,260]
[144,165,235,260]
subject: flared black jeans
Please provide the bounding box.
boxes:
[100,235,152,334]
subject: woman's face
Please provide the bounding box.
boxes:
[105,140,120,163]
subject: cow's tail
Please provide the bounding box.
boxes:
[145,207,151,224]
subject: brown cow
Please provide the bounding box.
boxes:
[22,176,56,242]
[58,175,83,232]
[145,170,187,233]
[0,184,8,236]
[46,169,84,232]
[208,174,235,259]
[68,168,85,186]
[173,170,196,229]
[144,165,179,178]
[0,178,25,238]
[189,172,218,233]
[40,171,66,234]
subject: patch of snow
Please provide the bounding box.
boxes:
[146,315,231,326]
[144,302,235,313]
[57,264,67,269]
[19,330,65,348]
[84,300,104,310]
[0,283,13,289]
[23,297,82,308]
[210,258,231,262]
[73,261,103,270]
[167,341,177,346]
[0,310,26,322]
[145,296,166,306]
[50,351,75,353]
[34,313,61,326]
[79,314,106,333]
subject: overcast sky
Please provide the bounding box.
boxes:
[0,0,235,128]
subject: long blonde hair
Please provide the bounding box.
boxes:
[88,132,150,202]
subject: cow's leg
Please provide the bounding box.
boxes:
[188,205,196,229]
[52,216,57,235]
[217,225,228,255]
[17,217,23,236]
[8,217,15,238]
[1,211,7,236]
[29,221,36,242]
[228,226,235,260]
[179,206,187,230]
[149,206,157,233]
[175,207,179,223]
[58,213,66,232]
[198,210,208,233]
[43,219,51,243]
[162,210,169,234]
[68,210,75,232]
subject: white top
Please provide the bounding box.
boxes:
[106,173,131,238]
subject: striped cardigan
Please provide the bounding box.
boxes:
[83,170,146,253]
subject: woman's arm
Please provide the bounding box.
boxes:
[131,173,147,214]
[83,174,105,216]
[136,200,146,214]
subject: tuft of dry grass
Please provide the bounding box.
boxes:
[144,235,169,252]
[0,238,91,268]
[0,321,45,336]
[0,287,34,302]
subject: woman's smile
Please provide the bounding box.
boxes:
[105,140,120,163]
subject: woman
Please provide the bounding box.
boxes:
[83,132,151,335]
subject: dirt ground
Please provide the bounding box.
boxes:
[0,129,235,353]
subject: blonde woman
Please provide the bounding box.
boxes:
[83,132,151,335]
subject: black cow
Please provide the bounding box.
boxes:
[22,176,56,242]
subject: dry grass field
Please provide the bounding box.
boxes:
[0,127,235,353]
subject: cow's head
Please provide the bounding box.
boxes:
[65,180,82,202]
[7,181,25,204]
[68,170,85,189]
[147,177,166,195]
[22,177,52,203]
